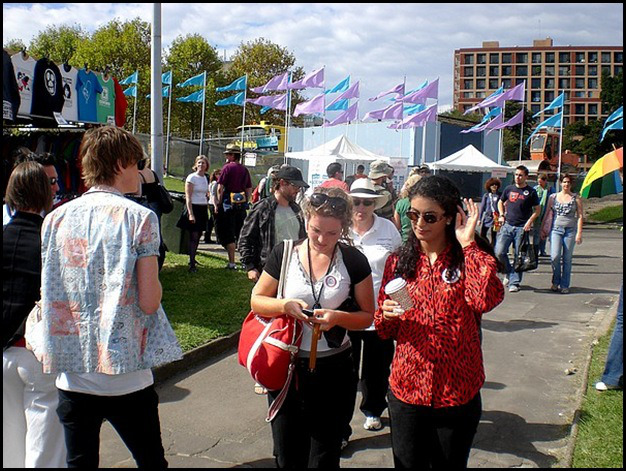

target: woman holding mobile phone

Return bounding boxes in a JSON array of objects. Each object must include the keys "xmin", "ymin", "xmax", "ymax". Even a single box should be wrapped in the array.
[{"xmin": 376, "ymin": 175, "xmax": 504, "ymax": 468}]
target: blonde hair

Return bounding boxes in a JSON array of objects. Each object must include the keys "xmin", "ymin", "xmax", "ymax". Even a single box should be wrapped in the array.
[
  {"xmin": 193, "ymin": 155, "xmax": 210, "ymax": 171},
  {"xmin": 302, "ymin": 187, "xmax": 353, "ymax": 243},
  {"xmin": 80, "ymin": 126, "xmax": 143, "ymax": 187},
  {"xmin": 400, "ymin": 174, "xmax": 422, "ymax": 198}
]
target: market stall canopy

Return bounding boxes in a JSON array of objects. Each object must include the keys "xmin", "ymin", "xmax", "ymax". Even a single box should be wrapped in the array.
[
  {"xmin": 430, "ymin": 145, "xmax": 514, "ymax": 173},
  {"xmin": 285, "ymin": 135, "xmax": 389, "ymax": 162}
]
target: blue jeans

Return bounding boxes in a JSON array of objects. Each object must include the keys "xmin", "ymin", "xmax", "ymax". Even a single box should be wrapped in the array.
[
  {"xmin": 602, "ymin": 282, "xmax": 623, "ymax": 387},
  {"xmin": 495, "ymin": 223, "xmax": 526, "ymax": 287},
  {"xmin": 550, "ymin": 226, "xmax": 577, "ymax": 289}
]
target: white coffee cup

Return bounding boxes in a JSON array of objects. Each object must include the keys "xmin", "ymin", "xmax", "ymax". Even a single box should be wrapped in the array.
[{"xmin": 384, "ymin": 278, "xmax": 414, "ymax": 311}]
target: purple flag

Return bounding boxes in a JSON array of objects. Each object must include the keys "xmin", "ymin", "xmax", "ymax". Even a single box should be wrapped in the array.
[
  {"xmin": 288, "ymin": 67, "xmax": 324, "ymax": 90},
  {"xmin": 363, "ymin": 102, "xmax": 404, "ymax": 121},
  {"xmin": 389, "ymin": 103, "xmax": 438, "ymax": 129},
  {"xmin": 324, "ymin": 102, "xmax": 359, "ymax": 127},
  {"xmin": 460, "ymin": 113, "xmax": 504, "ymax": 134},
  {"xmin": 293, "ymin": 93, "xmax": 325, "ymax": 117},
  {"xmin": 326, "ymin": 81, "xmax": 360, "ymax": 109},
  {"xmin": 369, "ymin": 83, "xmax": 404, "ymax": 102},
  {"xmin": 402, "ymin": 78, "xmax": 439, "ymax": 104},
  {"xmin": 487, "ymin": 109, "xmax": 524, "ymax": 135},
  {"xmin": 465, "ymin": 82, "xmax": 526, "ymax": 114},
  {"xmin": 251, "ymin": 72, "xmax": 289, "ymax": 93},
  {"xmin": 247, "ymin": 93, "xmax": 287, "ymax": 111}
]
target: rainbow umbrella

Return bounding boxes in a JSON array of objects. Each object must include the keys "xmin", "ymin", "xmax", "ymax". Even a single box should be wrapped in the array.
[{"xmin": 580, "ymin": 147, "xmax": 623, "ymax": 199}]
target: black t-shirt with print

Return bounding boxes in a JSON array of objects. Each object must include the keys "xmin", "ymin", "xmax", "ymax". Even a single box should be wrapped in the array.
[
  {"xmin": 500, "ymin": 184, "xmax": 540, "ymax": 227},
  {"xmin": 31, "ymin": 58, "xmax": 65, "ymax": 118}
]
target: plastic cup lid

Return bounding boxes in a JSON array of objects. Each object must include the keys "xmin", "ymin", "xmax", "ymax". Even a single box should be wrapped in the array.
[{"xmin": 385, "ymin": 278, "xmax": 407, "ymax": 295}]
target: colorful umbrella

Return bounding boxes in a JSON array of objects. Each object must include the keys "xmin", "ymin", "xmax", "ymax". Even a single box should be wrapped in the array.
[{"xmin": 580, "ymin": 147, "xmax": 623, "ymax": 199}]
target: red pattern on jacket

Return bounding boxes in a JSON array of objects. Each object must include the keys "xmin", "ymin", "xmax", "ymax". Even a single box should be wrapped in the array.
[{"xmin": 375, "ymin": 241, "xmax": 504, "ymax": 408}]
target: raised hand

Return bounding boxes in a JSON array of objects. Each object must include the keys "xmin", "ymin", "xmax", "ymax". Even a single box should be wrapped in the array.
[{"xmin": 455, "ymin": 198, "xmax": 479, "ymax": 248}]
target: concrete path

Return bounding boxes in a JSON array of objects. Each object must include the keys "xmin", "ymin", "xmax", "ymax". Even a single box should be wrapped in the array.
[{"xmin": 101, "ymin": 226, "xmax": 622, "ymax": 468}]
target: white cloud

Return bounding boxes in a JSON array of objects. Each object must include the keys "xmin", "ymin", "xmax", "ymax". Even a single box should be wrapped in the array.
[{"xmin": 3, "ymin": 2, "xmax": 623, "ymax": 110}]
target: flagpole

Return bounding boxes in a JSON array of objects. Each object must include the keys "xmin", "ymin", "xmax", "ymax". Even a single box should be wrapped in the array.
[
  {"xmin": 400, "ymin": 75, "xmax": 406, "ymax": 160},
  {"xmin": 556, "ymin": 92, "xmax": 564, "ymax": 191},
  {"xmin": 198, "ymin": 71, "xmax": 207, "ymax": 156},
  {"xmin": 165, "ymin": 72, "xmax": 173, "ymax": 175},
  {"xmin": 284, "ymin": 71, "xmax": 291, "ymax": 163},
  {"xmin": 499, "ymin": 101, "xmax": 506, "ymax": 166},
  {"xmin": 132, "ymin": 71, "xmax": 138, "ymax": 134},
  {"xmin": 517, "ymin": 80, "xmax": 526, "ymax": 164},
  {"xmin": 240, "ymin": 74, "xmax": 248, "ymax": 155}
]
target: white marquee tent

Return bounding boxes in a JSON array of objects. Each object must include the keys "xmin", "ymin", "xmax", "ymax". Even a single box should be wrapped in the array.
[
  {"xmin": 286, "ymin": 135, "xmax": 391, "ymax": 188},
  {"xmin": 430, "ymin": 144, "xmax": 514, "ymax": 173}
]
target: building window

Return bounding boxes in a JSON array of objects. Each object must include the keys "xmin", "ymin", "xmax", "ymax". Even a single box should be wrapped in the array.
[
  {"xmin": 545, "ymin": 91, "xmax": 555, "ymax": 102},
  {"xmin": 516, "ymin": 65, "xmax": 528, "ymax": 76},
  {"xmin": 516, "ymin": 52, "xmax": 528, "ymax": 64},
  {"xmin": 545, "ymin": 78, "xmax": 555, "ymax": 89},
  {"xmin": 531, "ymin": 78, "xmax": 541, "ymax": 89},
  {"xmin": 575, "ymin": 78, "xmax": 585, "ymax": 89},
  {"xmin": 516, "ymin": 78, "xmax": 525, "ymax": 86},
  {"xmin": 545, "ymin": 52, "xmax": 555, "ymax": 63},
  {"xmin": 489, "ymin": 79, "xmax": 499, "ymax": 89},
  {"xmin": 464, "ymin": 80, "xmax": 473, "ymax": 89},
  {"xmin": 531, "ymin": 91, "xmax": 541, "ymax": 102},
  {"xmin": 464, "ymin": 66, "xmax": 474, "ymax": 77},
  {"xmin": 476, "ymin": 66, "xmax": 486, "ymax": 77},
  {"xmin": 588, "ymin": 78, "xmax": 598, "ymax": 89},
  {"xmin": 575, "ymin": 65, "xmax": 585, "ymax": 76},
  {"xmin": 575, "ymin": 104, "xmax": 585, "ymax": 114},
  {"xmin": 476, "ymin": 79, "xmax": 486, "ymax": 90},
  {"xmin": 502, "ymin": 53, "xmax": 512, "ymax": 64},
  {"xmin": 489, "ymin": 66, "xmax": 499, "ymax": 76},
  {"xmin": 559, "ymin": 66, "xmax": 570, "ymax": 76},
  {"xmin": 559, "ymin": 52, "xmax": 571, "ymax": 63},
  {"xmin": 601, "ymin": 52, "xmax": 612, "ymax": 63},
  {"xmin": 588, "ymin": 104, "xmax": 598, "ymax": 115},
  {"xmin": 489, "ymin": 53, "xmax": 499, "ymax": 64},
  {"xmin": 559, "ymin": 78, "xmax": 570, "ymax": 89},
  {"xmin": 531, "ymin": 104, "xmax": 541, "ymax": 114},
  {"xmin": 588, "ymin": 65, "xmax": 598, "ymax": 76},
  {"xmin": 574, "ymin": 91, "xmax": 586, "ymax": 98},
  {"xmin": 463, "ymin": 92, "xmax": 474, "ymax": 98},
  {"xmin": 575, "ymin": 52, "xmax": 586, "ymax": 63},
  {"xmin": 464, "ymin": 55, "xmax": 474, "ymax": 65},
  {"xmin": 477, "ymin": 53, "xmax": 486, "ymax": 64},
  {"xmin": 532, "ymin": 66, "xmax": 542, "ymax": 76},
  {"xmin": 614, "ymin": 65, "xmax": 623, "ymax": 75},
  {"xmin": 532, "ymin": 52, "xmax": 542, "ymax": 64},
  {"xmin": 614, "ymin": 52, "xmax": 623, "ymax": 63},
  {"xmin": 502, "ymin": 79, "xmax": 512, "ymax": 88},
  {"xmin": 476, "ymin": 92, "xmax": 486, "ymax": 98},
  {"xmin": 545, "ymin": 65, "xmax": 555, "ymax": 77},
  {"xmin": 602, "ymin": 66, "xmax": 612, "ymax": 75},
  {"xmin": 502, "ymin": 65, "xmax": 512, "ymax": 76},
  {"xmin": 588, "ymin": 52, "xmax": 598, "ymax": 64}
]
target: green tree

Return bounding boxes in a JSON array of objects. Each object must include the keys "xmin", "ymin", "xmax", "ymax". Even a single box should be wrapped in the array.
[
  {"xmin": 601, "ymin": 71, "xmax": 624, "ymax": 114},
  {"xmin": 229, "ymin": 38, "xmax": 304, "ymax": 126},
  {"xmin": 502, "ymin": 103, "xmax": 537, "ymax": 162},
  {"xmin": 28, "ymin": 24, "xmax": 86, "ymax": 64},
  {"xmin": 164, "ymin": 34, "xmax": 224, "ymax": 140},
  {"xmin": 3, "ymin": 39, "xmax": 26, "ymax": 54}
]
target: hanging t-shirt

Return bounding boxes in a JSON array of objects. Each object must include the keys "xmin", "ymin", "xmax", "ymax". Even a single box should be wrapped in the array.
[
  {"xmin": 113, "ymin": 77, "xmax": 127, "ymax": 127},
  {"xmin": 60, "ymin": 63, "xmax": 79, "ymax": 122},
  {"xmin": 11, "ymin": 52, "xmax": 36, "ymax": 117},
  {"xmin": 31, "ymin": 57, "xmax": 65, "ymax": 118},
  {"xmin": 76, "ymin": 68, "xmax": 103, "ymax": 123},
  {"xmin": 3, "ymin": 49, "xmax": 20, "ymax": 120},
  {"xmin": 97, "ymin": 74, "xmax": 116, "ymax": 124}
]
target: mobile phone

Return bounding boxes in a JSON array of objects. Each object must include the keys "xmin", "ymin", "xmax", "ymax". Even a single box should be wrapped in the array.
[{"xmin": 301, "ymin": 309, "xmax": 315, "ymax": 317}]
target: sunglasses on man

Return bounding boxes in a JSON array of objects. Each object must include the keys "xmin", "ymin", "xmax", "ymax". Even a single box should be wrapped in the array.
[
  {"xmin": 309, "ymin": 193, "xmax": 348, "ymax": 213},
  {"xmin": 352, "ymin": 198, "xmax": 375, "ymax": 207}
]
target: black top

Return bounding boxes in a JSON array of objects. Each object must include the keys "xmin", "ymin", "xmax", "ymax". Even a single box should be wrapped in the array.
[
  {"xmin": 500, "ymin": 185, "xmax": 540, "ymax": 227},
  {"xmin": 3, "ymin": 49, "xmax": 20, "ymax": 120},
  {"xmin": 2, "ymin": 211, "xmax": 43, "ymax": 349},
  {"xmin": 31, "ymin": 57, "xmax": 65, "ymax": 118},
  {"xmin": 141, "ymin": 169, "xmax": 161, "ymax": 204}
]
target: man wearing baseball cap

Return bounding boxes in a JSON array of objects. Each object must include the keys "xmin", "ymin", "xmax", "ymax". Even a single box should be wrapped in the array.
[{"xmin": 238, "ymin": 165, "xmax": 309, "ymax": 283}]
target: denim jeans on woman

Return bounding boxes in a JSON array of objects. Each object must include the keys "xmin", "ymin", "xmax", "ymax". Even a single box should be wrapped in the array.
[
  {"xmin": 602, "ymin": 282, "xmax": 623, "ymax": 387},
  {"xmin": 494, "ymin": 223, "xmax": 526, "ymax": 288},
  {"xmin": 550, "ymin": 225, "xmax": 577, "ymax": 289}
]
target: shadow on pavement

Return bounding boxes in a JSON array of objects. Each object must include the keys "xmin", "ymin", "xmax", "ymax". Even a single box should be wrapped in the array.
[
  {"xmin": 232, "ymin": 458, "xmax": 276, "ymax": 468},
  {"xmin": 482, "ymin": 319, "xmax": 558, "ymax": 333},
  {"xmin": 474, "ymin": 410, "xmax": 568, "ymax": 468},
  {"xmin": 341, "ymin": 431, "xmax": 392, "ymax": 459}
]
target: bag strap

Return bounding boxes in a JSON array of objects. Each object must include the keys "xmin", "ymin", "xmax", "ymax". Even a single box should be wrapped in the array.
[{"xmin": 277, "ymin": 239, "xmax": 293, "ymax": 299}]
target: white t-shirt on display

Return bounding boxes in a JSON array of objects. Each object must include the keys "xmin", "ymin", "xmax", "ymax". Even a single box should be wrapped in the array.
[{"xmin": 11, "ymin": 52, "xmax": 36, "ymax": 117}]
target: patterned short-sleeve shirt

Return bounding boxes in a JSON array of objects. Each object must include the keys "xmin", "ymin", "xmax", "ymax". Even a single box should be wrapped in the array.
[{"xmin": 34, "ymin": 186, "xmax": 182, "ymax": 374}]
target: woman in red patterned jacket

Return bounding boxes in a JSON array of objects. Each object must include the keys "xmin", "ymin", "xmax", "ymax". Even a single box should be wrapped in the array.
[{"xmin": 375, "ymin": 175, "xmax": 504, "ymax": 468}]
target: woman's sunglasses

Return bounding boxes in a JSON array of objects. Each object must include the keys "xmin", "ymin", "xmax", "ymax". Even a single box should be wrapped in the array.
[
  {"xmin": 309, "ymin": 193, "xmax": 348, "ymax": 213},
  {"xmin": 352, "ymin": 198, "xmax": 375, "ymax": 207},
  {"xmin": 406, "ymin": 209, "xmax": 445, "ymax": 224}
]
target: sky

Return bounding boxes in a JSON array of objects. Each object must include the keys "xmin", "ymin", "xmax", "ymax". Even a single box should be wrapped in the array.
[{"xmin": 3, "ymin": 3, "xmax": 624, "ymax": 113}]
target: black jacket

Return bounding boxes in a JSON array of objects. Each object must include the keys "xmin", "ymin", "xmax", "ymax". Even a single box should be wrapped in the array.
[
  {"xmin": 3, "ymin": 211, "xmax": 43, "ymax": 349},
  {"xmin": 238, "ymin": 195, "xmax": 306, "ymax": 272}
]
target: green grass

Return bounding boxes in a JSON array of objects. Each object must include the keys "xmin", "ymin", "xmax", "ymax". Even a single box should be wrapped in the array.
[
  {"xmin": 588, "ymin": 204, "xmax": 623, "ymax": 223},
  {"xmin": 159, "ymin": 251, "xmax": 253, "ymax": 352},
  {"xmin": 163, "ymin": 176, "xmax": 186, "ymax": 193},
  {"xmin": 572, "ymin": 326, "xmax": 623, "ymax": 468}
]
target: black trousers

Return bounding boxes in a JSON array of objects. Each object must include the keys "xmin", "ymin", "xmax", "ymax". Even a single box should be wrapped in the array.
[
  {"xmin": 56, "ymin": 386, "xmax": 168, "ymax": 469},
  {"xmin": 388, "ymin": 391, "xmax": 482, "ymax": 469},
  {"xmin": 268, "ymin": 348, "xmax": 356, "ymax": 469}
]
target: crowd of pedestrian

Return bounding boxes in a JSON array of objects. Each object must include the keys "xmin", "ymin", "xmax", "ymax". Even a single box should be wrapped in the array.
[{"xmin": 2, "ymin": 127, "xmax": 620, "ymax": 469}]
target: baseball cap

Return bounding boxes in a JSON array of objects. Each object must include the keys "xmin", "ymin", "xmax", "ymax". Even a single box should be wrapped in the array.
[{"xmin": 275, "ymin": 165, "xmax": 309, "ymax": 188}]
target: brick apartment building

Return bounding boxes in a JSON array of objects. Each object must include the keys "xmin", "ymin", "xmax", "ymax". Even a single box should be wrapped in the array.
[{"xmin": 454, "ymin": 38, "xmax": 623, "ymax": 125}]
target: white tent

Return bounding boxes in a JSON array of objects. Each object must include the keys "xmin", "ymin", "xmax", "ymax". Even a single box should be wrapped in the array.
[
  {"xmin": 286, "ymin": 135, "xmax": 390, "ymax": 188},
  {"xmin": 430, "ymin": 144, "xmax": 514, "ymax": 173}
]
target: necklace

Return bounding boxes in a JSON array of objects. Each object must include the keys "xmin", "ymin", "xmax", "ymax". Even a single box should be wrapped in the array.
[{"xmin": 306, "ymin": 239, "xmax": 338, "ymax": 310}]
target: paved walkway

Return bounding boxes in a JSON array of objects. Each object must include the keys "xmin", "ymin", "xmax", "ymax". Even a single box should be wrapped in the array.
[{"xmin": 101, "ymin": 226, "xmax": 623, "ymax": 468}]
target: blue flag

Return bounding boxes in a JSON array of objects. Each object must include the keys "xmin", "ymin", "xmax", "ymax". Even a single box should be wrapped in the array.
[
  {"xmin": 216, "ymin": 75, "xmax": 247, "ymax": 93},
  {"xmin": 162, "ymin": 71, "xmax": 172, "ymax": 85},
  {"xmin": 326, "ymin": 99, "xmax": 349, "ymax": 111},
  {"xmin": 604, "ymin": 106, "xmax": 623, "ymax": 126},
  {"xmin": 177, "ymin": 89, "xmax": 205, "ymax": 103},
  {"xmin": 123, "ymin": 86, "xmax": 137, "ymax": 98},
  {"xmin": 120, "ymin": 71, "xmax": 138, "ymax": 85},
  {"xmin": 526, "ymin": 112, "xmax": 562, "ymax": 144},
  {"xmin": 177, "ymin": 72, "xmax": 205, "ymax": 88},
  {"xmin": 533, "ymin": 92, "xmax": 564, "ymax": 118},
  {"xmin": 404, "ymin": 103, "xmax": 425, "ymax": 115},
  {"xmin": 215, "ymin": 92, "xmax": 245, "ymax": 107},
  {"xmin": 325, "ymin": 76, "xmax": 350, "ymax": 95},
  {"xmin": 601, "ymin": 117, "xmax": 623, "ymax": 142},
  {"xmin": 147, "ymin": 86, "xmax": 170, "ymax": 99}
]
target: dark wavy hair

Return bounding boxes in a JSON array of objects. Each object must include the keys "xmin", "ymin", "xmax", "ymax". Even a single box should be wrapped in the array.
[{"xmin": 395, "ymin": 175, "xmax": 499, "ymax": 279}]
